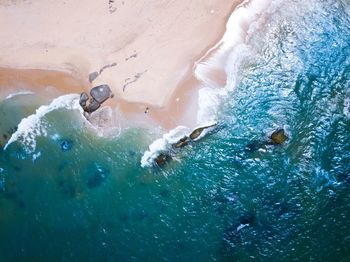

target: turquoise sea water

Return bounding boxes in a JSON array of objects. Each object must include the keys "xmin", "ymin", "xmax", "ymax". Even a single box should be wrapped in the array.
[{"xmin": 1, "ymin": 0, "xmax": 350, "ymax": 261}]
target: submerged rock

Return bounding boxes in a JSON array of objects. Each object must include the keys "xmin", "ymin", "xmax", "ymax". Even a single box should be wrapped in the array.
[
  {"xmin": 58, "ymin": 179, "xmax": 78, "ymax": 198},
  {"xmin": 270, "ymin": 128, "xmax": 288, "ymax": 145},
  {"xmin": 87, "ymin": 164, "xmax": 110, "ymax": 189},
  {"xmin": 60, "ymin": 139, "xmax": 73, "ymax": 151},
  {"xmin": 239, "ymin": 212, "xmax": 256, "ymax": 225},
  {"xmin": 90, "ymin": 84, "xmax": 114, "ymax": 104},
  {"xmin": 246, "ymin": 140, "xmax": 265, "ymax": 152},
  {"xmin": 0, "ymin": 176, "xmax": 5, "ymax": 191},
  {"xmin": 154, "ymin": 153, "xmax": 171, "ymax": 167}
]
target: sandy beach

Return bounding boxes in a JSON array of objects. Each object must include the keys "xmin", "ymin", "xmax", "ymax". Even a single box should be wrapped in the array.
[{"xmin": 0, "ymin": 0, "xmax": 241, "ymax": 129}]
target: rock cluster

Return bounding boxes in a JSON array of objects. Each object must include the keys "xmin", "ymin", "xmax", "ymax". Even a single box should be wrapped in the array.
[
  {"xmin": 79, "ymin": 85, "xmax": 114, "ymax": 114},
  {"xmin": 154, "ymin": 123, "xmax": 217, "ymax": 167}
]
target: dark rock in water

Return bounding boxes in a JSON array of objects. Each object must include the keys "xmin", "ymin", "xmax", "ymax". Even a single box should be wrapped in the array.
[
  {"xmin": 17, "ymin": 199, "xmax": 25, "ymax": 208},
  {"xmin": 173, "ymin": 136, "xmax": 190, "ymax": 149},
  {"xmin": 270, "ymin": 128, "xmax": 288, "ymax": 145},
  {"xmin": 60, "ymin": 139, "xmax": 73, "ymax": 151},
  {"xmin": 239, "ymin": 212, "xmax": 256, "ymax": 225},
  {"xmin": 0, "ymin": 177, "xmax": 5, "ymax": 191},
  {"xmin": 85, "ymin": 99, "xmax": 101, "ymax": 113},
  {"xmin": 3, "ymin": 134, "xmax": 7, "ymax": 140},
  {"xmin": 88, "ymin": 173, "xmax": 105, "ymax": 189},
  {"xmin": 90, "ymin": 84, "xmax": 114, "ymax": 104},
  {"xmin": 246, "ymin": 128, "xmax": 288, "ymax": 152},
  {"xmin": 89, "ymin": 71, "xmax": 99, "ymax": 83},
  {"xmin": 160, "ymin": 189, "xmax": 171, "ymax": 198},
  {"xmin": 79, "ymin": 92, "xmax": 89, "ymax": 107},
  {"xmin": 155, "ymin": 153, "xmax": 171, "ymax": 167},
  {"xmin": 119, "ymin": 213, "xmax": 129, "ymax": 222},
  {"xmin": 246, "ymin": 140, "xmax": 264, "ymax": 152},
  {"xmin": 58, "ymin": 179, "xmax": 78, "ymax": 198},
  {"xmin": 223, "ymin": 211, "xmax": 256, "ymax": 248},
  {"xmin": 189, "ymin": 123, "xmax": 217, "ymax": 140},
  {"xmin": 87, "ymin": 164, "xmax": 110, "ymax": 189},
  {"xmin": 2, "ymin": 191, "xmax": 18, "ymax": 200}
]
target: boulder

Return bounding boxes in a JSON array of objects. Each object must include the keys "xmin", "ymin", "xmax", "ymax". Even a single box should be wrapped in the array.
[
  {"xmin": 173, "ymin": 136, "xmax": 190, "ymax": 149},
  {"xmin": 79, "ymin": 92, "xmax": 89, "ymax": 107},
  {"xmin": 85, "ymin": 99, "xmax": 101, "ymax": 113},
  {"xmin": 155, "ymin": 153, "xmax": 171, "ymax": 167},
  {"xmin": 89, "ymin": 71, "xmax": 99, "ymax": 83},
  {"xmin": 189, "ymin": 123, "xmax": 217, "ymax": 140},
  {"xmin": 90, "ymin": 84, "xmax": 114, "ymax": 104},
  {"xmin": 270, "ymin": 128, "xmax": 288, "ymax": 145}
]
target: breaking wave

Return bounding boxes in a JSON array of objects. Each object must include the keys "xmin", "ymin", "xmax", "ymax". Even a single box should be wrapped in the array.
[
  {"xmin": 141, "ymin": 0, "xmax": 276, "ymax": 167},
  {"xmin": 4, "ymin": 94, "xmax": 83, "ymax": 153}
]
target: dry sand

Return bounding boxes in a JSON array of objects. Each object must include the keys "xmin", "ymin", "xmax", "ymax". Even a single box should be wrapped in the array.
[{"xmin": 0, "ymin": 0, "xmax": 241, "ymax": 129}]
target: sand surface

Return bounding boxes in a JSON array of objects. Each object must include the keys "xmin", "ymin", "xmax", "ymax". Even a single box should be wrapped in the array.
[{"xmin": 0, "ymin": 0, "xmax": 240, "ymax": 128}]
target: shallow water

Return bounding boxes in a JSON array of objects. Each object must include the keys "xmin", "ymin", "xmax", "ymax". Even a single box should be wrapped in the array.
[{"xmin": 1, "ymin": 0, "xmax": 350, "ymax": 261}]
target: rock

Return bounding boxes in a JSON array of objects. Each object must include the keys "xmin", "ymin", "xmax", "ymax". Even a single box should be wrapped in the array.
[
  {"xmin": 60, "ymin": 139, "xmax": 73, "ymax": 151},
  {"xmin": 155, "ymin": 153, "xmax": 171, "ymax": 167},
  {"xmin": 173, "ymin": 136, "xmax": 190, "ymax": 149},
  {"xmin": 90, "ymin": 84, "xmax": 114, "ymax": 104},
  {"xmin": 89, "ymin": 71, "xmax": 99, "ymax": 83},
  {"xmin": 58, "ymin": 179, "xmax": 78, "ymax": 198},
  {"xmin": 87, "ymin": 163, "xmax": 110, "ymax": 189},
  {"xmin": 85, "ymin": 99, "xmax": 101, "ymax": 113},
  {"xmin": 160, "ymin": 189, "xmax": 171, "ymax": 198},
  {"xmin": 270, "ymin": 128, "xmax": 288, "ymax": 145},
  {"xmin": 79, "ymin": 92, "xmax": 89, "ymax": 107},
  {"xmin": 239, "ymin": 212, "xmax": 256, "ymax": 225},
  {"xmin": 189, "ymin": 123, "xmax": 217, "ymax": 140},
  {"xmin": 0, "ymin": 176, "xmax": 5, "ymax": 191}
]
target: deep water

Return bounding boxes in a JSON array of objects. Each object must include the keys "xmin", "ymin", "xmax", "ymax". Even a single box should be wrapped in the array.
[{"xmin": 1, "ymin": 0, "xmax": 350, "ymax": 261}]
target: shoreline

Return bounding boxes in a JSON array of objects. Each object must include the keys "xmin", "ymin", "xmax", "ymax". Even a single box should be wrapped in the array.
[{"xmin": 0, "ymin": 0, "xmax": 242, "ymax": 130}]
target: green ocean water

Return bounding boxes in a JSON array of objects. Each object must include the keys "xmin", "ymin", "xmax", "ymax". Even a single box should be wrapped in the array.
[{"xmin": 1, "ymin": 0, "xmax": 350, "ymax": 261}]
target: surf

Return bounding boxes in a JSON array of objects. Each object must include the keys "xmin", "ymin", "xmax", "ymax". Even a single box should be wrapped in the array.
[
  {"xmin": 4, "ymin": 94, "xmax": 83, "ymax": 153},
  {"xmin": 141, "ymin": 0, "xmax": 277, "ymax": 167}
]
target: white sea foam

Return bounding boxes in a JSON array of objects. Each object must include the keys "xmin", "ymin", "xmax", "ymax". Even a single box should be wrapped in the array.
[
  {"xmin": 4, "ymin": 91, "xmax": 34, "ymax": 100},
  {"xmin": 141, "ymin": 126, "xmax": 190, "ymax": 167},
  {"xmin": 344, "ymin": 98, "xmax": 350, "ymax": 118},
  {"xmin": 195, "ymin": 0, "xmax": 273, "ymax": 124},
  {"xmin": 141, "ymin": 0, "xmax": 274, "ymax": 168},
  {"xmin": 141, "ymin": 122, "xmax": 217, "ymax": 167},
  {"xmin": 4, "ymin": 94, "xmax": 83, "ymax": 153}
]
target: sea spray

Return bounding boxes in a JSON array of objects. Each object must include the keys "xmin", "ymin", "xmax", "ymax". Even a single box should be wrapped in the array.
[
  {"xmin": 4, "ymin": 94, "xmax": 83, "ymax": 153},
  {"xmin": 195, "ymin": 0, "xmax": 275, "ymax": 124},
  {"xmin": 141, "ymin": 123, "xmax": 218, "ymax": 167},
  {"xmin": 141, "ymin": 0, "xmax": 276, "ymax": 168},
  {"xmin": 141, "ymin": 126, "xmax": 190, "ymax": 167}
]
